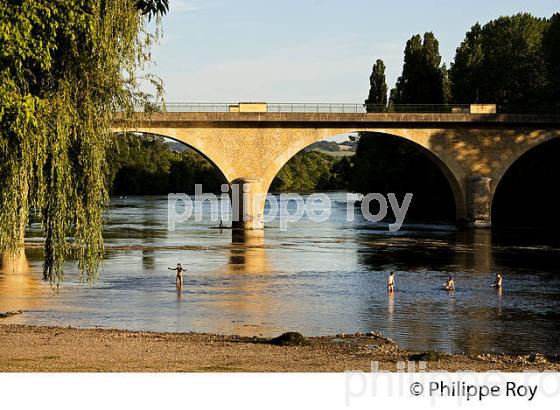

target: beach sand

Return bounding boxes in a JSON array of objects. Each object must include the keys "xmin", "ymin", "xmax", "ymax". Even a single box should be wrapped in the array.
[{"xmin": 1, "ymin": 324, "xmax": 558, "ymax": 372}]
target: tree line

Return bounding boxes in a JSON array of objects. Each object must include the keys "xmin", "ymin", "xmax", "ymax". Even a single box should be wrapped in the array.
[
  {"xmin": 365, "ymin": 13, "xmax": 560, "ymax": 108},
  {"xmin": 358, "ymin": 12, "xmax": 560, "ymax": 225}
]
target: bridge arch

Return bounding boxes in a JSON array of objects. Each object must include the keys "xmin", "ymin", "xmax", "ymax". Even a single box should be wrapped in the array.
[
  {"xmin": 112, "ymin": 130, "xmax": 230, "ymax": 186},
  {"xmin": 261, "ymin": 130, "xmax": 467, "ymax": 223},
  {"xmin": 489, "ymin": 130, "xmax": 560, "ymax": 194},
  {"xmin": 491, "ymin": 134, "xmax": 560, "ymax": 228},
  {"xmin": 111, "ymin": 127, "xmax": 237, "ymax": 183}
]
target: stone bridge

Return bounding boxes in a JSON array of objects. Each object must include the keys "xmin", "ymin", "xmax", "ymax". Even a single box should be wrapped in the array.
[{"xmin": 112, "ymin": 108, "xmax": 560, "ymax": 230}]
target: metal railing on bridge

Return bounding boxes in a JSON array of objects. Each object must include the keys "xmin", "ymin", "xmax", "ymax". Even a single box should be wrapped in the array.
[
  {"xmin": 268, "ymin": 103, "xmax": 474, "ymax": 113},
  {"xmin": 136, "ymin": 102, "xmax": 560, "ymax": 115},
  {"xmin": 142, "ymin": 102, "xmax": 472, "ymax": 113}
]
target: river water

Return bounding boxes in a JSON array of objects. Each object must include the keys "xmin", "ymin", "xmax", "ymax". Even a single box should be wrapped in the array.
[{"xmin": 1, "ymin": 192, "xmax": 560, "ymax": 355}]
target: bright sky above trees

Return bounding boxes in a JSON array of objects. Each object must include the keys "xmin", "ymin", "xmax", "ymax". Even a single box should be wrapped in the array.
[{"xmin": 148, "ymin": 0, "xmax": 559, "ymax": 102}]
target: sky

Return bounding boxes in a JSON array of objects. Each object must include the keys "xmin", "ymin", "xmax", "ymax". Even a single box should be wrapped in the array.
[{"xmin": 146, "ymin": 0, "xmax": 559, "ymax": 103}]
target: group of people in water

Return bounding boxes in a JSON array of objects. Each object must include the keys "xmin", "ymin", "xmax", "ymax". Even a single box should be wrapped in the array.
[
  {"xmin": 170, "ymin": 262, "xmax": 504, "ymax": 294},
  {"xmin": 387, "ymin": 271, "xmax": 503, "ymax": 293}
]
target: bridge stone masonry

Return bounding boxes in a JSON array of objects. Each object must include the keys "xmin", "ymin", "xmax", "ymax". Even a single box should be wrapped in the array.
[{"xmin": 112, "ymin": 103, "xmax": 560, "ymax": 230}]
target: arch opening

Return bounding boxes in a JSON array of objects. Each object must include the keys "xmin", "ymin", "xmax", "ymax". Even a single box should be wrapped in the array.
[
  {"xmin": 351, "ymin": 132, "xmax": 458, "ymax": 224},
  {"xmin": 109, "ymin": 131, "xmax": 228, "ymax": 196},
  {"xmin": 269, "ymin": 133, "xmax": 354, "ymax": 193},
  {"xmin": 492, "ymin": 137, "xmax": 560, "ymax": 230},
  {"xmin": 267, "ymin": 131, "xmax": 461, "ymax": 225}
]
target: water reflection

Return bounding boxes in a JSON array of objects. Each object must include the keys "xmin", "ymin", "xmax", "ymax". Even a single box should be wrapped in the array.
[
  {"xmin": 229, "ymin": 230, "xmax": 269, "ymax": 274},
  {"xmin": 1, "ymin": 248, "xmax": 30, "ymax": 274},
  {"xmin": 210, "ymin": 229, "xmax": 276, "ymax": 336},
  {"xmin": 142, "ymin": 250, "xmax": 156, "ymax": 270},
  {"xmin": 358, "ymin": 227, "xmax": 495, "ymax": 274},
  {"xmin": 387, "ymin": 292, "xmax": 395, "ymax": 334},
  {"xmin": 495, "ymin": 286, "xmax": 503, "ymax": 300},
  {"xmin": 0, "ymin": 249, "xmax": 43, "ymax": 315},
  {"xmin": 454, "ymin": 229, "xmax": 494, "ymax": 273}
]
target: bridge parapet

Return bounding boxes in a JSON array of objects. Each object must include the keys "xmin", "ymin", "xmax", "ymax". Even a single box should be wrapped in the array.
[
  {"xmin": 116, "ymin": 111, "xmax": 560, "ymax": 127},
  {"xmin": 136, "ymin": 102, "xmax": 560, "ymax": 115}
]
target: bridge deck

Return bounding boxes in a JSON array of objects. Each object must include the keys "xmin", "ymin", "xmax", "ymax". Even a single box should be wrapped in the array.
[{"xmin": 117, "ymin": 112, "xmax": 560, "ymax": 128}]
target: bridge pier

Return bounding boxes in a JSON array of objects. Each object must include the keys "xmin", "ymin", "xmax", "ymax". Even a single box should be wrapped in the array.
[
  {"xmin": 465, "ymin": 174, "xmax": 492, "ymax": 229},
  {"xmin": 230, "ymin": 177, "xmax": 266, "ymax": 230}
]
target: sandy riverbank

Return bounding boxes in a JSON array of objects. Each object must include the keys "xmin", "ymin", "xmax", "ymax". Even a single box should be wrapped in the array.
[{"xmin": 1, "ymin": 324, "xmax": 558, "ymax": 372}]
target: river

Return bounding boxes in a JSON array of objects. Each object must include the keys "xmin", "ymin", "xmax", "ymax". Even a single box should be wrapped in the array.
[{"xmin": 1, "ymin": 192, "xmax": 560, "ymax": 355}]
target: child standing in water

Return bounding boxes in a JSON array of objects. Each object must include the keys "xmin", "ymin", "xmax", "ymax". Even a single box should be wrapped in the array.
[
  {"xmin": 169, "ymin": 263, "xmax": 186, "ymax": 288},
  {"xmin": 387, "ymin": 271, "xmax": 395, "ymax": 293}
]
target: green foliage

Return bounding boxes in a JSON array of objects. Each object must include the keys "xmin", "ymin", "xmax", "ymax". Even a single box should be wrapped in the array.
[
  {"xmin": 0, "ymin": 0, "xmax": 165, "ymax": 283},
  {"xmin": 441, "ymin": 64, "xmax": 452, "ymax": 105},
  {"xmin": 450, "ymin": 13, "xmax": 550, "ymax": 105},
  {"xmin": 377, "ymin": 12, "xmax": 559, "ymax": 107},
  {"xmin": 270, "ymin": 151, "xmax": 350, "ymax": 192},
  {"xmin": 543, "ymin": 14, "xmax": 560, "ymax": 107},
  {"xmin": 365, "ymin": 59, "xmax": 388, "ymax": 109},
  {"xmin": 449, "ymin": 23, "xmax": 484, "ymax": 103},
  {"xmin": 107, "ymin": 134, "xmax": 225, "ymax": 195},
  {"xmin": 390, "ymin": 33, "xmax": 447, "ymax": 104},
  {"xmin": 136, "ymin": 0, "xmax": 169, "ymax": 20}
]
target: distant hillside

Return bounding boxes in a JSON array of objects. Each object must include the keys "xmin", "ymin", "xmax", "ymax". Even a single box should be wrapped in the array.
[
  {"xmin": 305, "ymin": 140, "xmax": 356, "ymax": 156},
  {"xmin": 165, "ymin": 141, "xmax": 190, "ymax": 152}
]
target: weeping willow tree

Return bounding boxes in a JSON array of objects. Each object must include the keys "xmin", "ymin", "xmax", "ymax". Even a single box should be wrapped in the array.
[{"xmin": 0, "ymin": 0, "xmax": 168, "ymax": 283}]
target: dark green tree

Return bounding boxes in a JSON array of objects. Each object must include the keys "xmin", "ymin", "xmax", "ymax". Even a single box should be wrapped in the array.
[
  {"xmin": 365, "ymin": 59, "xmax": 388, "ymax": 111},
  {"xmin": 390, "ymin": 32, "xmax": 446, "ymax": 105},
  {"xmin": 330, "ymin": 156, "xmax": 352, "ymax": 189},
  {"xmin": 136, "ymin": 0, "xmax": 169, "ymax": 19},
  {"xmin": 270, "ymin": 151, "xmax": 350, "ymax": 192},
  {"xmin": 450, "ymin": 14, "xmax": 549, "ymax": 105},
  {"xmin": 449, "ymin": 23, "xmax": 484, "ymax": 103},
  {"xmin": 543, "ymin": 13, "xmax": 560, "ymax": 107}
]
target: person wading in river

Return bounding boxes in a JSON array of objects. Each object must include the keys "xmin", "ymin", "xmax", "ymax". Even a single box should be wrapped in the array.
[
  {"xmin": 492, "ymin": 272, "xmax": 503, "ymax": 289},
  {"xmin": 169, "ymin": 263, "xmax": 186, "ymax": 288},
  {"xmin": 387, "ymin": 271, "xmax": 395, "ymax": 293},
  {"xmin": 444, "ymin": 276, "xmax": 455, "ymax": 291}
]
